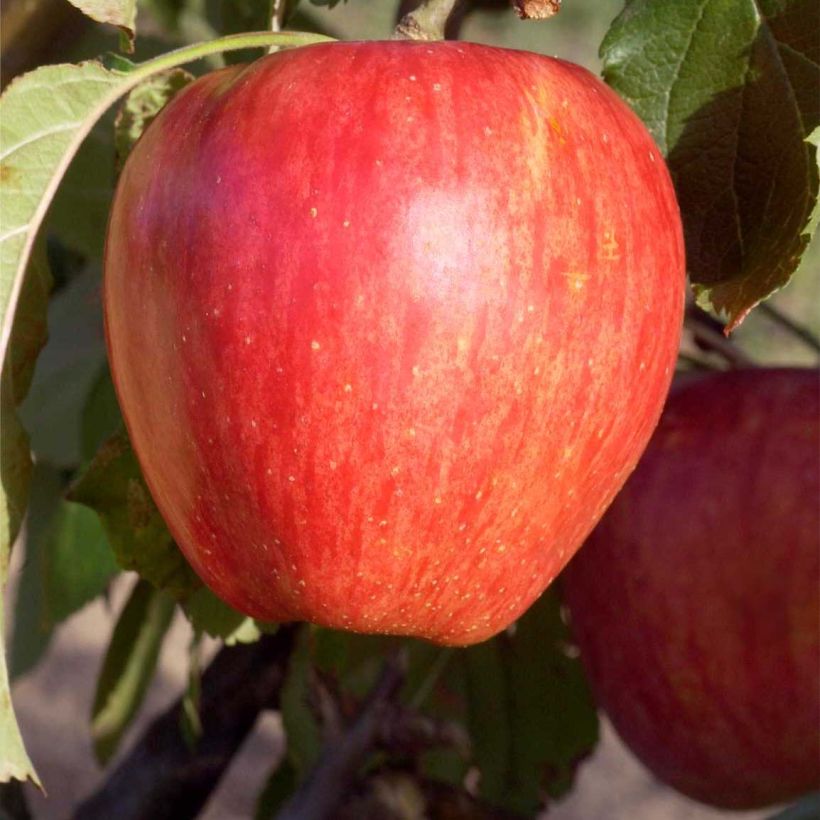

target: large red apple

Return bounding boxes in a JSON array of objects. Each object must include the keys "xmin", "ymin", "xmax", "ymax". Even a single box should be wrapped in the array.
[
  {"xmin": 104, "ymin": 41, "xmax": 684, "ymax": 645},
  {"xmin": 562, "ymin": 368, "xmax": 820, "ymax": 808}
]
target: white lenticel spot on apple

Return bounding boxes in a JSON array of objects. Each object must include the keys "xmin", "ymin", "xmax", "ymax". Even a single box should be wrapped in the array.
[
  {"xmin": 309, "ymin": 207, "xmax": 318, "ymax": 218},
  {"xmin": 311, "ymin": 340, "xmax": 321, "ymax": 351},
  {"xmin": 409, "ymin": 75, "xmax": 416, "ymax": 81},
  {"xmin": 343, "ymin": 220, "xmax": 350, "ymax": 228},
  {"xmin": 483, "ymin": 126, "xmax": 492, "ymax": 136},
  {"xmin": 288, "ymin": 475, "xmax": 296, "ymax": 482}
]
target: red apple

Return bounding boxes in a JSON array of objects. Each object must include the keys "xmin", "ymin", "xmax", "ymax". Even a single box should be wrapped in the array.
[
  {"xmin": 104, "ymin": 41, "xmax": 684, "ymax": 645},
  {"xmin": 562, "ymin": 368, "xmax": 820, "ymax": 808}
]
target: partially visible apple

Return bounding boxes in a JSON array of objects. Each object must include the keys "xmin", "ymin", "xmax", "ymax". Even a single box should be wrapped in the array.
[
  {"xmin": 104, "ymin": 40, "xmax": 684, "ymax": 645},
  {"xmin": 562, "ymin": 368, "xmax": 820, "ymax": 808}
]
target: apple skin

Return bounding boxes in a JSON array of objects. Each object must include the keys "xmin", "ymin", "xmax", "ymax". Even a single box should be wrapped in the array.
[
  {"xmin": 562, "ymin": 368, "xmax": 820, "ymax": 808},
  {"xmin": 104, "ymin": 41, "xmax": 684, "ymax": 645}
]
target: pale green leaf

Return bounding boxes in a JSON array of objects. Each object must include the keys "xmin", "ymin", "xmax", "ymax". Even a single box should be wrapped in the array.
[
  {"xmin": 0, "ymin": 606, "xmax": 39, "ymax": 786},
  {"xmin": 92, "ymin": 577, "xmax": 176, "ymax": 763}
]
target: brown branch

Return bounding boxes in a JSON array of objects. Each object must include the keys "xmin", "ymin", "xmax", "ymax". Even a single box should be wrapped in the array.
[
  {"xmin": 72, "ymin": 625, "xmax": 298, "ymax": 820},
  {"xmin": 275, "ymin": 652, "xmax": 407, "ymax": 820},
  {"xmin": 393, "ymin": 0, "xmax": 466, "ymax": 41}
]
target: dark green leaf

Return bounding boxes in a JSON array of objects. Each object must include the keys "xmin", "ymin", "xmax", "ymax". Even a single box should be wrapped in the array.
[
  {"xmin": 462, "ymin": 589, "xmax": 599, "ymax": 813},
  {"xmin": 66, "ymin": 0, "xmax": 136, "ymax": 51},
  {"xmin": 47, "ymin": 117, "xmax": 115, "ymax": 262},
  {"xmin": 312, "ymin": 627, "xmax": 395, "ymax": 699},
  {"xmin": 20, "ymin": 270, "xmax": 107, "ymax": 468},
  {"xmin": 69, "ymin": 429, "xmax": 201, "ymax": 597},
  {"xmin": 11, "ymin": 465, "xmax": 118, "ymax": 679},
  {"xmin": 219, "ymin": 0, "xmax": 276, "ymax": 65},
  {"xmin": 255, "ymin": 759, "xmax": 299, "ymax": 820},
  {"xmin": 92, "ymin": 577, "xmax": 176, "ymax": 763},
  {"xmin": 281, "ymin": 626, "xmax": 322, "ymax": 780},
  {"xmin": 602, "ymin": 0, "xmax": 820, "ymax": 330},
  {"xmin": 114, "ymin": 69, "xmax": 193, "ymax": 171},
  {"xmin": 81, "ymin": 365, "xmax": 123, "ymax": 461},
  {"xmin": 182, "ymin": 585, "xmax": 274, "ymax": 643}
]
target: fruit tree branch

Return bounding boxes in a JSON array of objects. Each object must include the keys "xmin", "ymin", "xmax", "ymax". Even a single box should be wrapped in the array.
[
  {"xmin": 275, "ymin": 653, "xmax": 407, "ymax": 820},
  {"xmin": 393, "ymin": 0, "xmax": 464, "ymax": 41},
  {"xmin": 72, "ymin": 625, "xmax": 298, "ymax": 820}
]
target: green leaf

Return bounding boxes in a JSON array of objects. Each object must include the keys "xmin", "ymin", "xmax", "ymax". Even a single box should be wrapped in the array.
[
  {"xmin": 462, "ymin": 589, "xmax": 599, "ymax": 814},
  {"xmin": 182, "ymin": 585, "xmax": 273, "ymax": 644},
  {"xmin": 81, "ymin": 365, "xmax": 123, "ymax": 461},
  {"xmin": 69, "ymin": 429, "xmax": 201, "ymax": 597},
  {"xmin": 10, "ymin": 465, "xmax": 119, "ymax": 679},
  {"xmin": 0, "ymin": 62, "xmax": 125, "ymax": 373},
  {"xmin": 114, "ymin": 68, "xmax": 193, "ymax": 170},
  {"xmin": 47, "ymin": 116, "xmax": 116, "ymax": 262},
  {"xmin": 0, "ymin": 606, "xmax": 40, "ymax": 787},
  {"xmin": 281, "ymin": 626, "xmax": 322, "ymax": 780},
  {"xmin": 1, "ymin": 242, "xmax": 50, "ymax": 550},
  {"xmin": 20, "ymin": 270, "xmax": 107, "ymax": 468},
  {"xmin": 255, "ymin": 759, "xmax": 299, "ymax": 820},
  {"xmin": 180, "ymin": 631, "xmax": 203, "ymax": 748},
  {"xmin": 91, "ymin": 577, "xmax": 176, "ymax": 763},
  {"xmin": 602, "ymin": 0, "xmax": 820, "ymax": 331},
  {"xmin": 0, "ymin": 245, "xmax": 50, "ymax": 788},
  {"xmin": 312, "ymin": 628, "xmax": 395, "ymax": 699},
  {"xmin": 66, "ymin": 0, "xmax": 137, "ymax": 52}
]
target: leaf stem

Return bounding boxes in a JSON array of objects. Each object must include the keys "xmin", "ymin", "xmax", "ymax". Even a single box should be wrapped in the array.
[
  {"xmin": 128, "ymin": 31, "xmax": 334, "ymax": 84},
  {"xmin": 393, "ymin": 0, "xmax": 464, "ymax": 41}
]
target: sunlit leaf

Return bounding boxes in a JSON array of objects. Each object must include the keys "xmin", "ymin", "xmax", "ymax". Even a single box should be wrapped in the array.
[{"xmin": 602, "ymin": 0, "xmax": 820, "ymax": 330}]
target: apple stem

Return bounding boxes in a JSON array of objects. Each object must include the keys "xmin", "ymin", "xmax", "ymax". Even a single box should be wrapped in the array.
[{"xmin": 393, "ymin": 0, "xmax": 464, "ymax": 41}]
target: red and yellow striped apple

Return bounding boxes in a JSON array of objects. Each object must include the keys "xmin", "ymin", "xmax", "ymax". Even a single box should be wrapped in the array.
[
  {"xmin": 104, "ymin": 41, "xmax": 684, "ymax": 645},
  {"xmin": 563, "ymin": 368, "xmax": 820, "ymax": 808}
]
